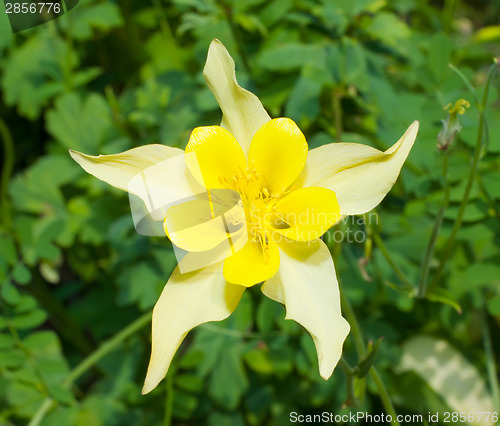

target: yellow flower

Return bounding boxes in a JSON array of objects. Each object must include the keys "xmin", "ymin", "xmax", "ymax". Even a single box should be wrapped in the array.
[{"xmin": 70, "ymin": 40, "xmax": 419, "ymax": 394}]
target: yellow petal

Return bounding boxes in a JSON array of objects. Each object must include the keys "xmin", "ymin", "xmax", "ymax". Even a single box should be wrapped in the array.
[
  {"xmin": 248, "ymin": 118, "xmax": 308, "ymax": 195},
  {"xmin": 164, "ymin": 189, "xmax": 246, "ymax": 252},
  {"xmin": 203, "ymin": 39, "xmax": 271, "ymax": 156},
  {"xmin": 295, "ymin": 121, "xmax": 419, "ymax": 215},
  {"xmin": 142, "ymin": 263, "xmax": 245, "ymax": 394},
  {"xmin": 223, "ymin": 241, "xmax": 280, "ymax": 287},
  {"xmin": 261, "ymin": 239, "xmax": 350, "ymax": 380},
  {"xmin": 272, "ymin": 187, "xmax": 341, "ymax": 241},
  {"xmin": 176, "ymin": 229, "xmax": 247, "ymax": 274},
  {"xmin": 70, "ymin": 145, "xmax": 202, "ymax": 220},
  {"xmin": 185, "ymin": 126, "xmax": 247, "ymax": 190},
  {"xmin": 164, "ymin": 200, "xmax": 228, "ymax": 252}
]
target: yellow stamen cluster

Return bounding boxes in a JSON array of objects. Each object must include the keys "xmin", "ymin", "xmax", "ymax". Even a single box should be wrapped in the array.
[{"xmin": 219, "ymin": 161, "xmax": 285, "ymax": 260}]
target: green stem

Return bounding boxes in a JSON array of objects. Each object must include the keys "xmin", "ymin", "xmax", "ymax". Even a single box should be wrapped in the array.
[
  {"xmin": 330, "ymin": 221, "xmax": 346, "ymax": 261},
  {"xmin": 476, "ymin": 174, "xmax": 500, "ymax": 220},
  {"xmin": 64, "ymin": 311, "xmax": 152, "ymax": 386},
  {"xmin": 481, "ymin": 305, "xmax": 500, "ymax": 411},
  {"xmin": 163, "ymin": 370, "xmax": 174, "ymax": 426},
  {"xmin": 417, "ymin": 155, "xmax": 450, "ymax": 297},
  {"xmin": 443, "ymin": 0, "xmax": 459, "ymax": 33},
  {"xmin": 448, "ymin": 63, "xmax": 479, "ymax": 105},
  {"xmin": 372, "ymin": 233, "xmax": 414, "ymax": 290},
  {"xmin": 340, "ymin": 291, "xmax": 366, "ymax": 357},
  {"xmin": 0, "ymin": 117, "xmax": 14, "ymax": 228},
  {"xmin": 151, "ymin": 0, "xmax": 183, "ymax": 70},
  {"xmin": 333, "ymin": 88, "xmax": 344, "ymax": 142},
  {"xmin": 222, "ymin": 3, "xmax": 251, "ymax": 75},
  {"xmin": 338, "ymin": 357, "xmax": 359, "ymax": 408},
  {"xmin": 340, "ymin": 289, "xmax": 399, "ymax": 424},
  {"xmin": 28, "ymin": 311, "xmax": 152, "ymax": 426},
  {"xmin": 369, "ymin": 368, "xmax": 399, "ymax": 421},
  {"xmin": 29, "ymin": 272, "xmax": 94, "ymax": 355},
  {"xmin": 428, "ymin": 63, "xmax": 498, "ymax": 292}
]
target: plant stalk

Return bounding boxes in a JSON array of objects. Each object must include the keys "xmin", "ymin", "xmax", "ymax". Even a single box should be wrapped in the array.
[
  {"xmin": 0, "ymin": 117, "xmax": 14, "ymax": 228},
  {"xmin": 372, "ymin": 233, "xmax": 414, "ymax": 290},
  {"xmin": 340, "ymin": 290, "xmax": 400, "ymax": 423},
  {"xmin": 428, "ymin": 63, "xmax": 498, "ymax": 292},
  {"xmin": 28, "ymin": 311, "xmax": 152, "ymax": 426},
  {"xmin": 418, "ymin": 155, "xmax": 450, "ymax": 297}
]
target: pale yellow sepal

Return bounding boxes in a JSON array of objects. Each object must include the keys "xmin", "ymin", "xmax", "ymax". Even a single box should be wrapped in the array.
[
  {"xmin": 69, "ymin": 145, "xmax": 201, "ymax": 217},
  {"xmin": 296, "ymin": 121, "xmax": 419, "ymax": 215},
  {"xmin": 203, "ymin": 39, "xmax": 271, "ymax": 156},
  {"xmin": 142, "ymin": 263, "xmax": 245, "ymax": 394},
  {"xmin": 262, "ymin": 239, "xmax": 350, "ymax": 380}
]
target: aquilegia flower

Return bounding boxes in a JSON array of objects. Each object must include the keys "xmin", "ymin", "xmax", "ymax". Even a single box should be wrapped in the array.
[{"xmin": 70, "ymin": 40, "xmax": 419, "ymax": 394}]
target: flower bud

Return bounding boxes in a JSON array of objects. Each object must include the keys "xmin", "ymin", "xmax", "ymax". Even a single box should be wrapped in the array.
[{"xmin": 437, "ymin": 99, "xmax": 470, "ymax": 151}]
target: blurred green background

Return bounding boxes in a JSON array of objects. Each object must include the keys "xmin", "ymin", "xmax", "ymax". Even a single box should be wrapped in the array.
[{"xmin": 0, "ymin": 0, "xmax": 499, "ymax": 425}]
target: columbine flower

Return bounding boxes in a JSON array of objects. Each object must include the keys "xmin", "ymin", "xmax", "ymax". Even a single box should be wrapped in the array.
[{"xmin": 70, "ymin": 40, "xmax": 419, "ymax": 394}]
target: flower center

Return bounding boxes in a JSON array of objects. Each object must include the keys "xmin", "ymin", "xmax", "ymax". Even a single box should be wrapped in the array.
[{"xmin": 219, "ymin": 162, "xmax": 285, "ymax": 257}]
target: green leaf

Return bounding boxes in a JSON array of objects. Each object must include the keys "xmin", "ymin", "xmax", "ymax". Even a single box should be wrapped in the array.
[
  {"xmin": 209, "ymin": 345, "xmax": 248, "ymax": 410},
  {"xmin": 428, "ymin": 33, "xmax": 452, "ymax": 83},
  {"xmin": 12, "ymin": 263, "xmax": 31, "ymax": 285},
  {"xmin": 330, "ymin": 37, "xmax": 368, "ymax": 88},
  {"xmin": 46, "ymin": 92, "xmax": 112, "ymax": 152},
  {"xmin": 269, "ymin": 345, "xmax": 293, "ymax": 377},
  {"xmin": 473, "ymin": 25, "xmax": 500, "ymax": 43},
  {"xmin": 486, "ymin": 294, "xmax": 500, "ymax": 316},
  {"xmin": 426, "ymin": 287, "xmax": 462, "ymax": 313},
  {"xmin": 2, "ymin": 33, "xmax": 69, "ymax": 118},
  {"xmin": 256, "ymin": 297, "xmax": 281, "ymax": 333},
  {"xmin": 0, "ymin": 333, "xmax": 15, "ymax": 350},
  {"xmin": 258, "ymin": 43, "xmax": 325, "ymax": 71},
  {"xmin": 116, "ymin": 261, "xmax": 164, "ymax": 310},
  {"xmin": 0, "ymin": 348, "xmax": 24, "ymax": 368},
  {"xmin": 207, "ymin": 411, "xmax": 245, "ymax": 426},
  {"xmin": 11, "ymin": 309, "xmax": 47, "ymax": 330},
  {"xmin": 0, "ymin": 234, "xmax": 17, "ymax": 267},
  {"xmin": 355, "ymin": 338, "xmax": 382, "ymax": 378},
  {"xmin": 361, "ymin": 12, "xmax": 411, "ymax": 47},
  {"xmin": 229, "ymin": 291, "xmax": 253, "ymax": 332},
  {"xmin": 10, "ymin": 155, "xmax": 80, "ymax": 214},
  {"xmin": 174, "ymin": 374, "xmax": 203, "ymax": 393},
  {"xmin": 1, "ymin": 280, "xmax": 20, "ymax": 305},
  {"xmin": 59, "ymin": 3, "xmax": 124, "ymax": 40},
  {"xmin": 47, "ymin": 383, "xmax": 74, "ymax": 405},
  {"xmin": 6, "ymin": 380, "xmax": 44, "ymax": 417},
  {"xmin": 172, "ymin": 390, "xmax": 198, "ymax": 420},
  {"xmin": 14, "ymin": 295, "xmax": 37, "ymax": 314},
  {"xmin": 177, "ymin": 350, "xmax": 204, "ymax": 369},
  {"xmin": 285, "ymin": 69, "xmax": 323, "ymax": 124},
  {"xmin": 243, "ymin": 349, "xmax": 273, "ymax": 375}
]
